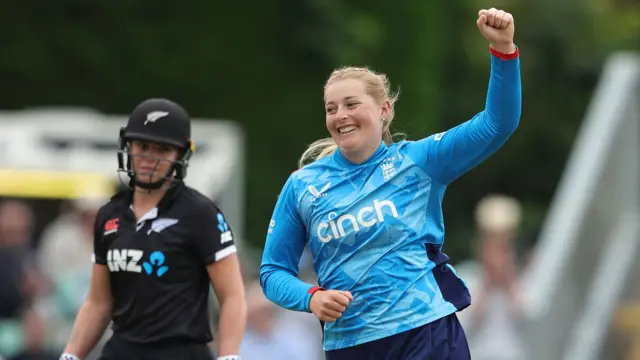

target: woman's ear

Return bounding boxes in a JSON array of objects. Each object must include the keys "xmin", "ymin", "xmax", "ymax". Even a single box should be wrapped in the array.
[{"xmin": 381, "ymin": 99, "xmax": 391, "ymax": 119}]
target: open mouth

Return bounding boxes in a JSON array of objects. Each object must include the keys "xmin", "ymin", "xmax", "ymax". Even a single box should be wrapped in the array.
[{"xmin": 338, "ymin": 125, "xmax": 358, "ymax": 135}]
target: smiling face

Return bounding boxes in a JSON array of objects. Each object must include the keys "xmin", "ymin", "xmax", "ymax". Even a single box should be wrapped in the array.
[
  {"xmin": 324, "ymin": 77, "xmax": 391, "ymax": 163},
  {"xmin": 297, "ymin": 66, "xmax": 399, "ymax": 167}
]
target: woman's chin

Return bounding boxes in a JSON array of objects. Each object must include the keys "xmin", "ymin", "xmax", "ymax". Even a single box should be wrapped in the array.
[{"xmin": 335, "ymin": 135, "xmax": 362, "ymax": 153}]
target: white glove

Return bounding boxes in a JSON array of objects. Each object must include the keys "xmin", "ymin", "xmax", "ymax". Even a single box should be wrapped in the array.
[
  {"xmin": 60, "ymin": 354, "xmax": 81, "ymax": 360},
  {"xmin": 218, "ymin": 356, "xmax": 241, "ymax": 360}
]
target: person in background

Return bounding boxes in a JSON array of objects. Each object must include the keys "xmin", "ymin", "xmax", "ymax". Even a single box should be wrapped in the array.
[
  {"xmin": 7, "ymin": 307, "xmax": 58, "ymax": 360},
  {"xmin": 37, "ymin": 187, "xmax": 112, "ymax": 356},
  {"xmin": 0, "ymin": 200, "xmax": 47, "ymax": 359},
  {"xmin": 239, "ymin": 281, "xmax": 299, "ymax": 359},
  {"xmin": 0, "ymin": 200, "xmax": 42, "ymax": 320},
  {"xmin": 463, "ymin": 194, "xmax": 528, "ymax": 360}
]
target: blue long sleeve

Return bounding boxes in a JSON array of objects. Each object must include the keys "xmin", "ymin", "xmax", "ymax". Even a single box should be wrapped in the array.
[
  {"xmin": 260, "ymin": 175, "xmax": 314, "ymax": 312},
  {"xmin": 412, "ymin": 49, "xmax": 522, "ymax": 184}
]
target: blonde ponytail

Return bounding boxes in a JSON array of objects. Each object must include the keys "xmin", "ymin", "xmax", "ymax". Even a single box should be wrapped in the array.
[{"xmin": 298, "ymin": 138, "xmax": 337, "ymax": 168}]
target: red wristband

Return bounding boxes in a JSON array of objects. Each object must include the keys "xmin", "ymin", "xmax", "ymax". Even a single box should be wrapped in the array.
[
  {"xmin": 490, "ymin": 46, "xmax": 519, "ymax": 61},
  {"xmin": 308, "ymin": 286, "xmax": 325, "ymax": 295}
]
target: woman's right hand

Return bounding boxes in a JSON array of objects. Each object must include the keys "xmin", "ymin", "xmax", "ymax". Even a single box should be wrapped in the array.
[{"xmin": 309, "ymin": 289, "xmax": 353, "ymax": 322}]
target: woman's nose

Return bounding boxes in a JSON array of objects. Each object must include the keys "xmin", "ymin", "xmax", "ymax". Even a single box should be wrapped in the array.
[
  {"xmin": 139, "ymin": 155, "xmax": 157, "ymax": 165},
  {"xmin": 335, "ymin": 108, "xmax": 349, "ymax": 120}
]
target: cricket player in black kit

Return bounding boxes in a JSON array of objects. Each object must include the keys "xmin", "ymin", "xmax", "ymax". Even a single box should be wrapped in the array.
[{"xmin": 60, "ymin": 99, "xmax": 247, "ymax": 360}]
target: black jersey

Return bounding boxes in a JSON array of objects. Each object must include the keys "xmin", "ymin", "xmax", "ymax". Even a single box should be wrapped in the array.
[{"xmin": 92, "ymin": 182, "xmax": 237, "ymax": 344}]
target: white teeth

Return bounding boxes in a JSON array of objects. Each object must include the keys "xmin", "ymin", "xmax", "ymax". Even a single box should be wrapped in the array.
[{"xmin": 338, "ymin": 125, "xmax": 357, "ymax": 134}]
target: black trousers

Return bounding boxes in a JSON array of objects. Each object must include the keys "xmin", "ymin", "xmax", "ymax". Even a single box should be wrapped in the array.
[{"xmin": 99, "ymin": 335, "xmax": 214, "ymax": 360}]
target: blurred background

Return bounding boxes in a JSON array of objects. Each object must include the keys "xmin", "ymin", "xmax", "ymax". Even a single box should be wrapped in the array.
[{"xmin": 0, "ymin": 2, "xmax": 638, "ymax": 360}]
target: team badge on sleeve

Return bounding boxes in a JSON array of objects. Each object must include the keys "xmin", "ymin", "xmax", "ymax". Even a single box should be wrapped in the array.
[
  {"xmin": 217, "ymin": 213, "xmax": 233, "ymax": 244},
  {"xmin": 104, "ymin": 218, "xmax": 119, "ymax": 235}
]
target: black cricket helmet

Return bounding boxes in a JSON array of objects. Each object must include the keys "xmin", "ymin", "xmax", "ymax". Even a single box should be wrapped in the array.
[{"xmin": 117, "ymin": 98, "xmax": 196, "ymax": 190}]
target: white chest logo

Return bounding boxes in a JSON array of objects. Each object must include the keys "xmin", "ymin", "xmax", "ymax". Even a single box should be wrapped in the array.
[
  {"xmin": 107, "ymin": 249, "xmax": 143, "ymax": 273},
  {"xmin": 316, "ymin": 199, "xmax": 399, "ymax": 242},
  {"xmin": 308, "ymin": 182, "xmax": 331, "ymax": 201},
  {"xmin": 147, "ymin": 218, "xmax": 179, "ymax": 235},
  {"xmin": 381, "ymin": 161, "xmax": 396, "ymax": 181}
]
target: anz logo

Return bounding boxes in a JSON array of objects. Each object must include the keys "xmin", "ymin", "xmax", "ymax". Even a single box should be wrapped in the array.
[
  {"xmin": 143, "ymin": 251, "xmax": 169, "ymax": 277},
  {"xmin": 107, "ymin": 249, "xmax": 169, "ymax": 278},
  {"xmin": 316, "ymin": 199, "xmax": 399, "ymax": 243}
]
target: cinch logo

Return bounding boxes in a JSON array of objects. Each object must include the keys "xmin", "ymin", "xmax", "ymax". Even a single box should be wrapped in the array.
[
  {"xmin": 316, "ymin": 199, "xmax": 399, "ymax": 243},
  {"xmin": 217, "ymin": 213, "xmax": 233, "ymax": 244},
  {"xmin": 106, "ymin": 249, "xmax": 169, "ymax": 277}
]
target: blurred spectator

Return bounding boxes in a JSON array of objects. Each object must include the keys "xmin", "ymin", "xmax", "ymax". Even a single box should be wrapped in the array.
[
  {"xmin": 37, "ymin": 194, "xmax": 102, "ymax": 316},
  {"xmin": 5, "ymin": 307, "xmax": 57, "ymax": 360},
  {"xmin": 458, "ymin": 194, "xmax": 528, "ymax": 360},
  {"xmin": 279, "ymin": 268, "xmax": 325, "ymax": 360},
  {"xmin": 35, "ymin": 187, "xmax": 109, "ymax": 357},
  {"xmin": 240, "ymin": 279, "xmax": 322, "ymax": 360},
  {"xmin": 239, "ymin": 280, "xmax": 298, "ymax": 359},
  {"xmin": 0, "ymin": 200, "xmax": 42, "ymax": 319},
  {"xmin": 0, "ymin": 199, "xmax": 48, "ymax": 358}
]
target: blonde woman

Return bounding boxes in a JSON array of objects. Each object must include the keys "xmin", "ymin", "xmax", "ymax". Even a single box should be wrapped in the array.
[{"xmin": 261, "ymin": 8, "xmax": 521, "ymax": 360}]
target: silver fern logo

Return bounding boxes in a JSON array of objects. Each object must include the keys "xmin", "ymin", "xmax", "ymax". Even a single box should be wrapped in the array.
[{"xmin": 145, "ymin": 111, "xmax": 170, "ymax": 125}]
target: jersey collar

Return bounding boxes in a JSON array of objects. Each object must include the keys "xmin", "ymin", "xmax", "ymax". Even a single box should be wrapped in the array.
[
  {"xmin": 332, "ymin": 140, "xmax": 388, "ymax": 167},
  {"xmin": 113, "ymin": 181, "xmax": 185, "ymax": 214}
]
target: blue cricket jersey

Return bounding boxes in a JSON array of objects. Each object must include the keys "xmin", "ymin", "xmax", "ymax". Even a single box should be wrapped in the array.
[{"xmin": 260, "ymin": 50, "xmax": 521, "ymax": 351}]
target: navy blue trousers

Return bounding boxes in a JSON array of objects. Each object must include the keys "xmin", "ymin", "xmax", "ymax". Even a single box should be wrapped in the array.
[{"xmin": 325, "ymin": 313, "xmax": 471, "ymax": 360}]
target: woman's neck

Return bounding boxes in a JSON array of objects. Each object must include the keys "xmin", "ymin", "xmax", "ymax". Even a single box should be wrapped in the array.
[
  {"xmin": 132, "ymin": 187, "xmax": 167, "ymax": 217},
  {"xmin": 341, "ymin": 140, "xmax": 381, "ymax": 165}
]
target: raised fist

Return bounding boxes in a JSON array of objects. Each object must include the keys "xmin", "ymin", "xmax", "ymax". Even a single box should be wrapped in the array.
[{"xmin": 477, "ymin": 8, "xmax": 516, "ymax": 53}]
